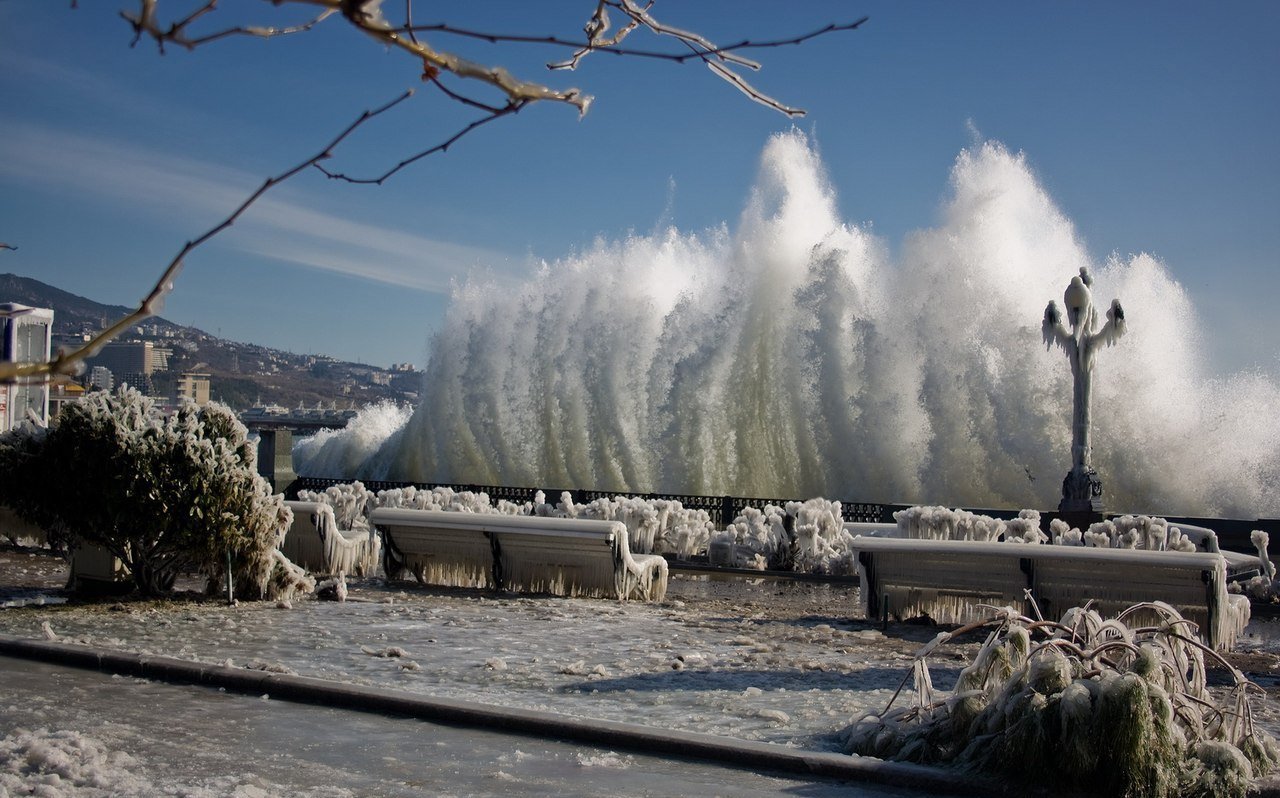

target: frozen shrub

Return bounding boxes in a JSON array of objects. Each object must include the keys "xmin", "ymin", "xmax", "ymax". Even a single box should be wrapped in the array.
[
  {"xmin": 0, "ymin": 387, "xmax": 297, "ymax": 598},
  {"xmin": 843, "ymin": 603, "xmax": 1278, "ymax": 798}
]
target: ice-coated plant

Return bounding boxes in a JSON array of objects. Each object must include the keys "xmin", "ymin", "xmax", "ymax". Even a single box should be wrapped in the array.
[
  {"xmin": 843, "ymin": 601, "xmax": 1278, "ymax": 798},
  {"xmin": 0, "ymin": 386, "xmax": 303, "ymax": 598}
]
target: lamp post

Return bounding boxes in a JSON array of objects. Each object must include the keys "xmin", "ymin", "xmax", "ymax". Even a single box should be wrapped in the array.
[{"xmin": 1042, "ymin": 267, "xmax": 1126, "ymax": 516}]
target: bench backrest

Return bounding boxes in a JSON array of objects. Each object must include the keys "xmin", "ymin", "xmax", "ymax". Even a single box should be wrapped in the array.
[
  {"xmin": 282, "ymin": 500, "xmax": 336, "ymax": 573},
  {"xmin": 370, "ymin": 508, "xmax": 630, "ymax": 597},
  {"xmin": 852, "ymin": 537, "xmax": 1241, "ymax": 649}
]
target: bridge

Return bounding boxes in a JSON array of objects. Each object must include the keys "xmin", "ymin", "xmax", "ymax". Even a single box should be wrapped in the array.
[{"xmin": 240, "ymin": 404, "xmax": 356, "ymax": 433}]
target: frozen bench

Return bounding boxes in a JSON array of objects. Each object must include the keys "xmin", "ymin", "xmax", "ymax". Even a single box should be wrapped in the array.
[
  {"xmin": 282, "ymin": 500, "xmax": 381, "ymax": 577},
  {"xmin": 851, "ymin": 537, "xmax": 1250, "ymax": 650},
  {"xmin": 370, "ymin": 508, "xmax": 668, "ymax": 602}
]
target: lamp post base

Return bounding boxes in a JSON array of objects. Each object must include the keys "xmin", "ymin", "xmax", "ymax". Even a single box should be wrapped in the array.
[{"xmin": 1059, "ymin": 467, "xmax": 1105, "ymax": 515}]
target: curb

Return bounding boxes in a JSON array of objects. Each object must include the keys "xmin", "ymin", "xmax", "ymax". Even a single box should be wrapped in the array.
[{"xmin": 0, "ymin": 633, "xmax": 1008, "ymax": 796}]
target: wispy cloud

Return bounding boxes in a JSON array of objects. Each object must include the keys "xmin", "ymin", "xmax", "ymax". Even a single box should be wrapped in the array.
[{"xmin": 0, "ymin": 121, "xmax": 519, "ymax": 293}]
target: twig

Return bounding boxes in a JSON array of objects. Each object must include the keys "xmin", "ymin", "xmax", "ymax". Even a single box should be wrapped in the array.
[{"xmin": 313, "ymin": 81, "xmax": 522, "ymax": 185}]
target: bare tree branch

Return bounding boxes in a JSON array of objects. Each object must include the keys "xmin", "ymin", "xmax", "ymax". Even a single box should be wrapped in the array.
[
  {"xmin": 314, "ymin": 81, "xmax": 524, "ymax": 185},
  {"xmin": 122, "ymin": 0, "xmax": 336, "ymax": 51},
  {"xmin": 7, "ymin": 1, "xmax": 866, "ymax": 386}
]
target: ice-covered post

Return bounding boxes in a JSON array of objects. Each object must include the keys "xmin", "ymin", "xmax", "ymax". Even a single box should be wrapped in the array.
[{"xmin": 1043, "ymin": 267, "xmax": 1126, "ymax": 515}]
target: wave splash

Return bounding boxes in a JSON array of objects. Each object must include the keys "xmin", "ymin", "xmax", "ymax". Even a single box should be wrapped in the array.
[{"xmin": 296, "ymin": 132, "xmax": 1280, "ymax": 518}]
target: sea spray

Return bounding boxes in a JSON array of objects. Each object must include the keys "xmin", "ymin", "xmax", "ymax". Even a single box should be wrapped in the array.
[{"xmin": 295, "ymin": 132, "xmax": 1280, "ymax": 518}]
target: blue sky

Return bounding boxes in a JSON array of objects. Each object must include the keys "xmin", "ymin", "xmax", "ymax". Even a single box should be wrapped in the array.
[{"xmin": 1, "ymin": 2, "xmax": 1276, "ymax": 375}]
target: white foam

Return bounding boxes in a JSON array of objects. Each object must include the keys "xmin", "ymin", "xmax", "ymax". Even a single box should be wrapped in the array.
[{"xmin": 299, "ymin": 133, "xmax": 1279, "ymax": 517}]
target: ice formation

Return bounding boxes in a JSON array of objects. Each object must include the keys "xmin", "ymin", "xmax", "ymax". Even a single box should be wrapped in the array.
[
  {"xmin": 293, "ymin": 132, "xmax": 1280, "ymax": 519},
  {"xmin": 894, "ymin": 505, "xmax": 1210, "ymax": 552},
  {"xmin": 0, "ymin": 727, "xmax": 145, "ymax": 796},
  {"xmin": 789, "ymin": 499, "xmax": 856, "ymax": 575},
  {"xmin": 547, "ymin": 492, "xmax": 713, "ymax": 557},
  {"xmin": 843, "ymin": 603, "xmax": 1279, "ymax": 798},
  {"xmin": 1234, "ymin": 530, "xmax": 1280, "ymax": 601},
  {"xmin": 301, "ymin": 481, "xmax": 713, "ymax": 558},
  {"xmin": 710, "ymin": 504, "xmax": 790, "ymax": 570},
  {"xmin": 281, "ymin": 501, "xmax": 382, "ymax": 578},
  {"xmin": 708, "ymin": 498, "xmax": 857, "ymax": 574}
]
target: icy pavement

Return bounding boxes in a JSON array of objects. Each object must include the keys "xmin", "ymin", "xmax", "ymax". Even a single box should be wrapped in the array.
[
  {"xmin": 2, "ymin": 571, "xmax": 1280, "ymax": 750},
  {"xmin": 0, "ymin": 656, "xmax": 949, "ymax": 798},
  {"xmin": 0, "ymin": 577, "xmax": 941, "ymax": 750},
  {"xmin": 3, "ymin": 543, "xmax": 1280, "ymax": 780}
]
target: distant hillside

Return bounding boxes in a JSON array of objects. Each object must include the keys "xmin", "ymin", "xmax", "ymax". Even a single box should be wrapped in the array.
[
  {"xmin": 0, "ymin": 273, "xmax": 185, "ymax": 334},
  {"xmin": 1, "ymin": 273, "xmax": 420, "ymax": 410}
]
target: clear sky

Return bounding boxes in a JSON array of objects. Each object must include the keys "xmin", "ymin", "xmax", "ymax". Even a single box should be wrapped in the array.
[{"xmin": 2, "ymin": 2, "xmax": 1276, "ymax": 375}]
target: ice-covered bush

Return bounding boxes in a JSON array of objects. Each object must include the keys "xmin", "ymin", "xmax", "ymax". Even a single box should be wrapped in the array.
[
  {"xmin": 843, "ymin": 602, "xmax": 1278, "ymax": 798},
  {"xmin": 894, "ymin": 505, "xmax": 1003, "ymax": 542},
  {"xmin": 710, "ymin": 504, "xmax": 789, "ymax": 569},
  {"xmin": 552, "ymin": 492, "xmax": 711, "ymax": 557},
  {"xmin": 0, "ymin": 387, "xmax": 300, "ymax": 598},
  {"xmin": 710, "ymin": 498, "xmax": 854, "ymax": 573},
  {"xmin": 790, "ymin": 498, "xmax": 856, "ymax": 574}
]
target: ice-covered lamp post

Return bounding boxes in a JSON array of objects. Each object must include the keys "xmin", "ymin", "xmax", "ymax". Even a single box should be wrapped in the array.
[{"xmin": 1043, "ymin": 267, "xmax": 1126, "ymax": 515}]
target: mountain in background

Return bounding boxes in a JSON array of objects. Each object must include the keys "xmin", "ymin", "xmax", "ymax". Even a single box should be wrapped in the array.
[
  {"xmin": 2, "ymin": 273, "xmax": 419, "ymax": 410},
  {"xmin": 0, "ymin": 273, "xmax": 186, "ymax": 335}
]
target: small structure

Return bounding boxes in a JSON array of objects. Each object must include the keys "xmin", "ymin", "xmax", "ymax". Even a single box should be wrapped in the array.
[
  {"xmin": 256, "ymin": 429, "xmax": 297, "ymax": 494},
  {"xmin": 0, "ymin": 303, "xmax": 53, "ymax": 431},
  {"xmin": 1042, "ymin": 267, "xmax": 1126, "ymax": 515}
]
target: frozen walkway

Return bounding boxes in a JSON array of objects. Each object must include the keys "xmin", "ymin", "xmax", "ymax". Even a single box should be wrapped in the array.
[{"xmin": 0, "ymin": 655, "xmax": 964, "ymax": 797}]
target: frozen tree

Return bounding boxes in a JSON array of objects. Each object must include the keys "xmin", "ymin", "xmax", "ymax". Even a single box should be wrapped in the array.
[
  {"xmin": 0, "ymin": 387, "xmax": 300, "ymax": 598},
  {"xmin": 1, "ymin": 1, "xmax": 866, "ymax": 384},
  {"xmin": 844, "ymin": 602, "xmax": 1279, "ymax": 798}
]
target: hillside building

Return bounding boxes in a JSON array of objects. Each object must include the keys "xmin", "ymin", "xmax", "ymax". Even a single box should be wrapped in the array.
[{"xmin": 176, "ymin": 371, "xmax": 211, "ymax": 406}]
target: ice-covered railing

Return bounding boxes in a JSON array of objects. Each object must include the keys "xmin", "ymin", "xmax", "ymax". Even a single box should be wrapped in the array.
[
  {"xmin": 546, "ymin": 492, "xmax": 712, "ymax": 559},
  {"xmin": 893, "ymin": 505, "xmax": 1215, "ymax": 552},
  {"xmin": 301, "ymin": 483, "xmax": 713, "ymax": 558},
  {"xmin": 296, "ymin": 482, "xmax": 378, "ymax": 532}
]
